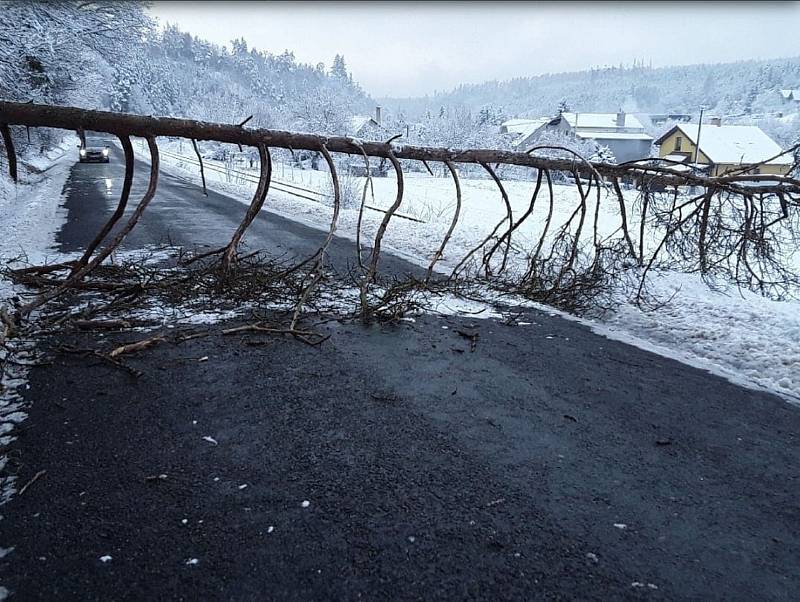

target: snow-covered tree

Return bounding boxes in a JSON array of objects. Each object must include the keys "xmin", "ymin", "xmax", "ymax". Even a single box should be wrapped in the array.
[{"xmin": 330, "ymin": 54, "xmax": 349, "ymax": 81}]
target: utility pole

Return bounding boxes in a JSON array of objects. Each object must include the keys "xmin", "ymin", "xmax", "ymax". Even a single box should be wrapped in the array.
[{"xmin": 693, "ymin": 106, "xmax": 708, "ymax": 165}]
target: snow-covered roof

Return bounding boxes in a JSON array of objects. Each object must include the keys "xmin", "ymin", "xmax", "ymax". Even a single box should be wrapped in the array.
[
  {"xmin": 560, "ymin": 112, "xmax": 645, "ymax": 130},
  {"xmin": 349, "ymin": 115, "xmax": 378, "ymax": 135},
  {"xmin": 501, "ymin": 118, "xmax": 550, "ymax": 135},
  {"xmin": 501, "ymin": 118, "xmax": 537, "ymax": 128},
  {"xmin": 779, "ymin": 89, "xmax": 800, "ymax": 100},
  {"xmin": 663, "ymin": 123, "xmax": 792, "ymax": 165},
  {"xmin": 502, "ymin": 117, "xmax": 550, "ymax": 146},
  {"xmin": 575, "ymin": 131, "xmax": 653, "ymax": 141}
]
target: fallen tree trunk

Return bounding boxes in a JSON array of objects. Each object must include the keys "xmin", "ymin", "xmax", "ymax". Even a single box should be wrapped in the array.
[{"xmin": 2, "ymin": 101, "xmax": 798, "ymax": 193}]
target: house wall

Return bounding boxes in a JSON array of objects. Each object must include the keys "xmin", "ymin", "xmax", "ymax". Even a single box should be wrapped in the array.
[
  {"xmin": 592, "ymin": 137, "xmax": 652, "ymax": 163},
  {"xmin": 713, "ymin": 163, "xmax": 791, "ymax": 176},
  {"xmin": 535, "ymin": 117, "xmax": 652, "ymax": 162},
  {"xmin": 657, "ymin": 130, "xmax": 711, "ymax": 163}
]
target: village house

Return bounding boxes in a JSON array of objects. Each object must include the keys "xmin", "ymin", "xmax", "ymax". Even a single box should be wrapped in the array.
[
  {"xmin": 346, "ymin": 107, "xmax": 393, "ymax": 176},
  {"xmin": 348, "ymin": 106, "xmax": 387, "ymax": 140},
  {"xmin": 550, "ymin": 111, "xmax": 654, "ymax": 162},
  {"xmin": 499, "ymin": 117, "xmax": 551, "ymax": 149},
  {"xmin": 502, "ymin": 110, "xmax": 654, "ymax": 163},
  {"xmin": 647, "ymin": 113, "xmax": 692, "ymax": 126},
  {"xmin": 654, "ymin": 119, "xmax": 793, "ymax": 176},
  {"xmin": 779, "ymin": 89, "xmax": 800, "ymax": 104}
]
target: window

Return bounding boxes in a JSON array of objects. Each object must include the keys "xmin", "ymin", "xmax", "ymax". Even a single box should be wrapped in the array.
[{"xmin": 675, "ymin": 136, "xmax": 683, "ymax": 151}]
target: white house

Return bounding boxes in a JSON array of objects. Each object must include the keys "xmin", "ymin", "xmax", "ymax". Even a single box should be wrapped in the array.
[
  {"xmin": 499, "ymin": 118, "xmax": 550, "ymax": 149},
  {"xmin": 348, "ymin": 107, "xmax": 387, "ymax": 140},
  {"xmin": 505, "ymin": 110, "xmax": 654, "ymax": 162},
  {"xmin": 779, "ymin": 89, "xmax": 800, "ymax": 104},
  {"xmin": 551, "ymin": 111, "xmax": 654, "ymax": 162}
]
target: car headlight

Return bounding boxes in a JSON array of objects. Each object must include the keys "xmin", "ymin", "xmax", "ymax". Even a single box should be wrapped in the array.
[
  {"xmin": 80, "ymin": 149, "xmax": 86, "ymax": 156},
  {"xmin": 102, "ymin": 148, "xmax": 109, "ymax": 156}
]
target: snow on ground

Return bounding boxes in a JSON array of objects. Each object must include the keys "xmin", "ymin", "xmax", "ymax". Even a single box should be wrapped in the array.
[
  {"xmin": 0, "ymin": 138, "xmax": 78, "ymax": 293},
  {"xmin": 0, "ymin": 137, "xmax": 77, "ymax": 531},
  {"xmin": 146, "ymin": 140, "xmax": 800, "ymax": 402}
]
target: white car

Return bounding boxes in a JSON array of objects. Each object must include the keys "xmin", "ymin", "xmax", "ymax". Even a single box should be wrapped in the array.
[{"xmin": 79, "ymin": 139, "xmax": 110, "ymax": 163}]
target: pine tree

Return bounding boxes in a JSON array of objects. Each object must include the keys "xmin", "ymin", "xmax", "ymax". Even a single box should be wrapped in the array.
[{"xmin": 330, "ymin": 54, "xmax": 348, "ymax": 81}]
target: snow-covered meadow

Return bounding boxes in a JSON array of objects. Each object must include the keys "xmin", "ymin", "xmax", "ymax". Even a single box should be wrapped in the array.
[{"xmin": 148, "ymin": 140, "xmax": 800, "ymax": 402}]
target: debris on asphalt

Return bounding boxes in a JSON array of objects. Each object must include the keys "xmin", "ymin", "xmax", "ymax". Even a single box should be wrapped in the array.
[
  {"xmin": 99, "ymin": 556, "xmax": 112, "ymax": 563},
  {"xmin": 108, "ymin": 336, "xmax": 166, "ymax": 359},
  {"xmin": 563, "ymin": 414, "xmax": 578, "ymax": 422},
  {"xmin": 456, "ymin": 329, "xmax": 479, "ymax": 352},
  {"xmin": 18, "ymin": 469, "xmax": 46, "ymax": 496},
  {"xmin": 656, "ymin": 438, "xmax": 673, "ymax": 446},
  {"xmin": 586, "ymin": 552, "xmax": 598, "ymax": 563},
  {"xmin": 185, "ymin": 558, "xmax": 199, "ymax": 565},
  {"xmin": 202, "ymin": 436, "xmax": 218, "ymax": 445},
  {"xmin": 145, "ymin": 473, "xmax": 168, "ymax": 482},
  {"xmin": 301, "ymin": 500, "xmax": 310, "ymax": 508},
  {"xmin": 613, "ymin": 523, "xmax": 627, "ymax": 530}
]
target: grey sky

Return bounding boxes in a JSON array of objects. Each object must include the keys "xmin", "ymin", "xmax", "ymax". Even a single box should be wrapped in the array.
[{"xmin": 148, "ymin": 1, "xmax": 800, "ymax": 98}]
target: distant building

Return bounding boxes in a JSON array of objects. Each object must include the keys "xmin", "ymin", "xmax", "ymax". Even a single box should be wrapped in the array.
[
  {"xmin": 499, "ymin": 118, "xmax": 550, "ymax": 149},
  {"xmin": 504, "ymin": 110, "xmax": 654, "ymax": 162},
  {"xmin": 647, "ymin": 113, "xmax": 693, "ymax": 126},
  {"xmin": 552, "ymin": 111, "xmax": 654, "ymax": 162},
  {"xmin": 779, "ymin": 89, "xmax": 800, "ymax": 104},
  {"xmin": 348, "ymin": 107, "xmax": 387, "ymax": 140},
  {"xmin": 654, "ymin": 119, "xmax": 793, "ymax": 176}
]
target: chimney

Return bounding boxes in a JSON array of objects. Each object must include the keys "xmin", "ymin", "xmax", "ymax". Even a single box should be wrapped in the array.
[
  {"xmin": 616, "ymin": 109, "xmax": 626, "ymax": 128},
  {"xmin": 375, "ymin": 106, "xmax": 382, "ymax": 125},
  {"xmin": 709, "ymin": 116, "xmax": 721, "ymax": 126}
]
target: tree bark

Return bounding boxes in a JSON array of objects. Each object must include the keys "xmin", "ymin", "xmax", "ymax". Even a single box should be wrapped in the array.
[{"xmin": 2, "ymin": 101, "xmax": 796, "ymax": 192}]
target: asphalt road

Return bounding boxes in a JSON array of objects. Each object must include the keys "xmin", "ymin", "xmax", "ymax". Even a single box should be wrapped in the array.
[
  {"xmin": 1, "ymin": 147, "xmax": 799, "ymax": 600},
  {"xmin": 56, "ymin": 144, "xmax": 423, "ymax": 277}
]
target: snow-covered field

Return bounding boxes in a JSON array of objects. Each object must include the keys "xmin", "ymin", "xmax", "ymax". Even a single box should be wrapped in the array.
[{"xmin": 145, "ymin": 140, "xmax": 800, "ymax": 402}]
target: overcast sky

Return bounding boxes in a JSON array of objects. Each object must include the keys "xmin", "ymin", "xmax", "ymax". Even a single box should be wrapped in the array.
[{"xmin": 148, "ymin": 1, "xmax": 800, "ymax": 98}]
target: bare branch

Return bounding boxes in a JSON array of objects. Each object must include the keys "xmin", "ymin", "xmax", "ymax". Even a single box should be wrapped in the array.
[
  {"xmin": 1, "ymin": 124, "xmax": 17, "ymax": 182},
  {"xmin": 221, "ymin": 143, "xmax": 271, "ymax": 273},
  {"xmin": 425, "ymin": 160, "xmax": 462, "ymax": 283},
  {"xmin": 190, "ymin": 138, "xmax": 208, "ymax": 196}
]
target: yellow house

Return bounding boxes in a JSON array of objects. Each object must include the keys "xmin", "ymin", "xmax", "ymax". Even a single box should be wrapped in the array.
[{"xmin": 654, "ymin": 121, "xmax": 793, "ymax": 176}]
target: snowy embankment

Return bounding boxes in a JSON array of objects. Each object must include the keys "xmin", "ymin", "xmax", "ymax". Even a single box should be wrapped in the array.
[
  {"xmin": 0, "ymin": 136, "xmax": 78, "ymax": 509},
  {"xmin": 145, "ymin": 140, "xmax": 800, "ymax": 402}
]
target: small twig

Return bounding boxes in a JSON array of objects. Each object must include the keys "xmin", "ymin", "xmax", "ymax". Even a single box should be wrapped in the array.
[
  {"xmin": 18, "ymin": 469, "xmax": 46, "ymax": 496},
  {"xmin": 456, "ymin": 328, "xmax": 479, "ymax": 352},
  {"xmin": 108, "ymin": 336, "xmax": 166, "ymax": 358}
]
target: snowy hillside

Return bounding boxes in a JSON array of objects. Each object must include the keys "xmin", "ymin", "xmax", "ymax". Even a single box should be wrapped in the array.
[{"xmin": 0, "ymin": 3, "xmax": 371, "ymax": 136}]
